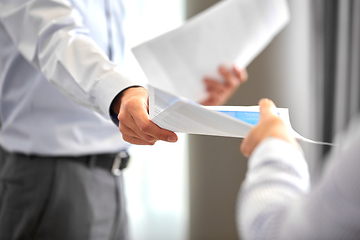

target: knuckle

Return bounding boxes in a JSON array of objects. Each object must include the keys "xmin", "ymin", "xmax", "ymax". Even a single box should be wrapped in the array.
[
  {"xmin": 156, "ymin": 131, "xmax": 166, "ymax": 141},
  {"xmin": 143, "ymin": 134, "xmax": 156, "ymax": 142},
  {"xmin": 139, "ymin": 121, "xmax": 150, "ymax": 133},
  {"xmin": 118, "ymin": 124, "xmax": 128, "ymax": 134},
  {"xmin": 117, "ymin": 112, "xmax": 127, "ymax": 123},
  {"xmin": 123, "ymin": 99, "xmax": 134, "ymax": 110},
  {"xmin": 228, "ymin": 81, "xmax": 236, "ymax": 88}
]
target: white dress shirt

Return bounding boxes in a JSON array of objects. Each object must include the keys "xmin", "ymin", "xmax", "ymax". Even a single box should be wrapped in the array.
[
  {"xmin": 238, "ymin": 116, "xmax": 360, "ymax": 240},
  {"xmin": 0, "ymin": 0, "xmax": 140, "ymax": 155}
]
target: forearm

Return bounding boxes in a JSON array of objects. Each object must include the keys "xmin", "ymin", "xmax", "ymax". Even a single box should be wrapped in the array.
[
  {"xmin": 238, "ymin": 137, "xmax": 310, "ymax": 240},
  {"xmin": 0, "ymin": 0, "xmax": 137, "ymax": 116},
  {"xmin": 239, "ymin": 136, "xmax": 360, "ymax": 240}
]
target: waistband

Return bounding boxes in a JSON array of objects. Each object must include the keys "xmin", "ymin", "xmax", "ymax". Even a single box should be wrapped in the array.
[{"xmin": 6, "ymin": 150, "xmax": 130, "ymax": 176}]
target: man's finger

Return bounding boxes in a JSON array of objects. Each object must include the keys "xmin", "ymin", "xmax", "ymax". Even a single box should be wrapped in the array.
[
  {"xmin": 129, "ymin": 107, "xmax": 177, "ymax": 142},
  {"xmin": 259, "ymin": 98, "xmax": 278, "ymax": 121},
  {"xmin": 118, "ymin": 108, "xmax": 157, "ymax": 142},
  {"xmin": 204, "ymin": 78, "xmax": 226, "ymax": 94},
  {"xmin": 233, "ymin": 66, "xmax": 248, "ymax": 84},
  {"xmin": 120, "ymin": 123, "xmax": 154, "ymax": 142},
  {"xmin": 151, "ymin": 124, "xmax": 178, "ymax": 143},
  {"xmin": 123, "ymin": 135, "xmax": 157, "ymax": 145},
  {"xmin": 201, "ymin": 91, "xmax": 226, "ymax": 106},
  {"xmin": 219, "ymin": 65, "xmax": 239, "ymax": 88},
  {"xmin": 241, "ymin": 127, "xmax": 261, "ymax": 157}
]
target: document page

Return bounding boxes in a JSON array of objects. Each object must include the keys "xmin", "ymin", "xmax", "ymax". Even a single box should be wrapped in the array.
[
  {"xmin": 149, "ymin": 85, "xmax": 253, "ymax": 138},
  {"xmin": 149, "ymin": 86, "xmax": 333, "ymax": 145},
  {"xmin": 136, "ymin": 0, "xmax": 331, "ymax": 145},
  {"xmin": 133, "ymin": 0, "xmax": 290, "ymax": 102}
]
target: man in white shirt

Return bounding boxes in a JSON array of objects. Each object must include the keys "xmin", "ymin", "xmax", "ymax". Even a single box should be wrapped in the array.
[
  {"xmin": 238, "ymin": 99, "xmax": 360, "ymax": 240},
  {"xmin": 0, "ymin": 0, "xmax": 247, "ymax": 239}
]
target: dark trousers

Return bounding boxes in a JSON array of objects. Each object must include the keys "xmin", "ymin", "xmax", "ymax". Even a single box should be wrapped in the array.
[{"xmin": 0, "ymin": 147, "xmax": 129, "ymax": 240}]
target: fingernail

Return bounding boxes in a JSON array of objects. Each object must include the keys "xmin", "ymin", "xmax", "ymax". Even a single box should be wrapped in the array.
[{"xmin": 168, "ymin": 136, "xmax": 177, "ymax": 142}]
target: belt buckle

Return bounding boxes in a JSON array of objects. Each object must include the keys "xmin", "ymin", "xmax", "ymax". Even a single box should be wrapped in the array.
[
  {"xmin": 111, "ymin": 151, "xmax": 129, "ymax": 176},
  {"xmin": 111, "ymin": 154, "xmax": 122, "ymax": 176}
]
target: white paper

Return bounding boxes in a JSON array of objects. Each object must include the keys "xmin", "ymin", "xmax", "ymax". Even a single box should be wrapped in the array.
[
  {"xmin": 135, "ymin": 0, "xmax": 331, "ymax": 145},
  {"xmin": 149, "ymin": 86, "xmax": 253, "ymax": 138},
  {"xmin": 149, "ymin": 86, "xmax": 333, "ymax": 145},
  {"xmin": 132, "ymin": 0, "xmax": 290, "ymax": 102}
]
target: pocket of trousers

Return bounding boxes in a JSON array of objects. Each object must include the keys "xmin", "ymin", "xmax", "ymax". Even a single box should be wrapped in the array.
[
  {"xmin": 0, "ymin": 177, "xmax": 24, "ymax": 210},
  {"xmin": 0, "ymin": 177, "xmax": 25, "ymax": 238}
]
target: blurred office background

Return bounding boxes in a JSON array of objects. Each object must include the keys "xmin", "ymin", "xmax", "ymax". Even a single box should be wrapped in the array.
[{"xmin": 122, "ymin": 0, "xmax": 360, "ymax": 239}]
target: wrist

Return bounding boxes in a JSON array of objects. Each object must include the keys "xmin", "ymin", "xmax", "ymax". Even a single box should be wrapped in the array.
[{"xmin": 110, "ymin": 86, "xmax": 144, "ymax": 114}]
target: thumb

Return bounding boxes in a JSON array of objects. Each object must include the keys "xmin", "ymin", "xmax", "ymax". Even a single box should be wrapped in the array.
[{"xmin": 259, "ymin": 98, "xmax": 277, "ymax": 122}]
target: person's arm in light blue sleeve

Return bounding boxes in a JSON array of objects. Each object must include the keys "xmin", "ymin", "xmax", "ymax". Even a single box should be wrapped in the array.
[
  {"xmin": 0, "ymin": 1, "xmax": 178, "ymax": 145},
  {"xmin": 238, "ymin": 99, "xmax": 360, "ymax": 240}
]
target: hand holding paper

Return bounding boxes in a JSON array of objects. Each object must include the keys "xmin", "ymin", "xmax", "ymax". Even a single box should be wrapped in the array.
[
  {"xmin": 200, "ymin": 65, "xmax": 248, "ymax": 106},
  {"xmin": 130, "ymin": 0, "xmax": 332, "ymax": 145},
  {"xmin": 132, "ymin": 0, "xmax": 290, "ymax": 102},
  {"xmin": 116, "ymin": 87, "xmax": 178, "ymax": 145},
  {"xmin": 149, "ymin": 86, "xmax": 333, "ymax": 145},
  {"xmin": 241, "ymin": 99, "xmax": 300, "ymax": 157}
]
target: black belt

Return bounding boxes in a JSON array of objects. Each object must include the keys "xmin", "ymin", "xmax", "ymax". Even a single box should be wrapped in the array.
[
  {"xmin": 12, "ymin": 150, "xmax": 130, "ymax": 176},
  {"xmin": 65, "ymin": 151, "xmax": 130, "ymax": 175}
]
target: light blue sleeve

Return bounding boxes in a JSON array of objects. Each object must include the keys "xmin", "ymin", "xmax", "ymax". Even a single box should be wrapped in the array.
[
  {"xmin": 0, "ymin": 0, "xmax": 137, "ymax": 116},
  {"xmin": 237, "ymin": 133, "xmax": 360, "ymax": 240}
]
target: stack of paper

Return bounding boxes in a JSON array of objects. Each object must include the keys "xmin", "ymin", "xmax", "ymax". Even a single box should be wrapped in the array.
[
  {"xmin": 132, "ymin": 0, "xmax": 332, "ymax": 145},
  {"xmin": 149, "ymin": 86, "xmax": 332, "ymax": 145}
]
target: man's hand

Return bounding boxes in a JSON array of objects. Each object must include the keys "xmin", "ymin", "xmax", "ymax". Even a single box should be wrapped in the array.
[
  {"xmin": 200, "ymin": 65, "xmax": 248, "ymax": 106},
  {"xmin": 113, "ymin": 87, "xmax": 178, "ymax": 145},
  {"xmin": 240, "ymin": 99, "xmax": 299, "ymax": 157}
]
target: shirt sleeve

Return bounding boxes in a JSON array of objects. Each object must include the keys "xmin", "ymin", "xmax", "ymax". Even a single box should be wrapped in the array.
[
  {"xmin": 0, "ymin": 0, "xmax": 141, "ymax": 117},
  {"xmin": 237, "ymin": 136, "xmax": 360, "ymax": 240}
]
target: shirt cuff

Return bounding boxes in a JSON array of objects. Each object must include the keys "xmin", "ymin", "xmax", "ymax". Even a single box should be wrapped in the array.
[
  {"xmin": 108, "ymin": 86, "xmax": 144, "ymax": 126},
  {"xmin": 94, "ymin": 65, "xmax": 146, "ymax": 119},
  {"xmin": 110, "ymin": 110, "xmax": 120, "ymax": 126}
]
